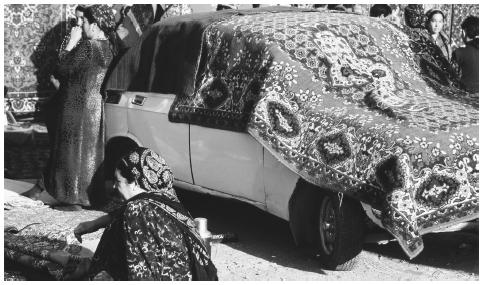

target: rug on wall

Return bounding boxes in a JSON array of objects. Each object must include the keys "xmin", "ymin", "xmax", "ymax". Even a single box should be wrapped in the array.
[{"xmin": 4, "ymin": 4, "xmax": 77, "ymax": 114}]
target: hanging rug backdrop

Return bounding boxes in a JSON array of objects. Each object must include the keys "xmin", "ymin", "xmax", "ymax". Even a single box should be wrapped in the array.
[{"xmin": 107, "ymin": 8, "xmax": 478, "ymax": 259}]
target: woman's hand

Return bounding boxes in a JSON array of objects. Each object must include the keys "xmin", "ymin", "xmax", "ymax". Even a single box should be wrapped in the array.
[
  {"xmin": 74, "ymin": 221, "xmax": 96, "ymax": 243},
  {"xmin": 116, "ymin": 25, "xmax": 129, "ymax": 40},
  {"xmin": 50, "ymin": 75, "xmax": 60, "ymax": 90},
  {"xmin": 70, "ymin": 26, "xmax": 83, "ymax": 43},
  {"xmin": 65, "ymin": 26, "xmax": 82, "ymax": 51},
  {"xmin": 74, "ymin": 215, "xmax": 113, "ymax": 243}
]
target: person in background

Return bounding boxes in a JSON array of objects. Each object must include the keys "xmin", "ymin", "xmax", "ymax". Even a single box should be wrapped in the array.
[
  {"xmin": 452, "ymin": 16, "xmax": 479, "ymax": 94},
  {"xmin": 370, "ymin": 4, "xmax": 401, "ymax": 26},
  {"xmin": 115, "ymin": 4, "xmax": 192, "ymax": 50},
  {"xmin": 425, "ymin": 9, "xmax": 455, "ymax": 62},
  {"xmin": 369, "ymin": 4, "xmax": 392, "ymax": 18},
  {"xmin": 387, "ymin": 4, "xmax": 401, "ymax": 26},
  {"xmin": 115, "ymin": 5, "xmax": 157, "ymax": 50}
]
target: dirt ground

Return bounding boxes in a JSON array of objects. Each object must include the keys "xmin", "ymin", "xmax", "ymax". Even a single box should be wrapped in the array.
[{"xmin": 177, "ymin": 189, "xmax": 479, "ymax": 281}]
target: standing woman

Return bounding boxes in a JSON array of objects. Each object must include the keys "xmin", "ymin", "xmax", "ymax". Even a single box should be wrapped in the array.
[
  {"xmin": 425, "ymin": 9, "xmax": 454, "ymax": 62},
  {"xmin": 23, "ymin": 5, "xmax": 89, "ymax": 202},
  {"xmin": 46, "ymin": 5, "xmax": 118, "ymax": 210}
]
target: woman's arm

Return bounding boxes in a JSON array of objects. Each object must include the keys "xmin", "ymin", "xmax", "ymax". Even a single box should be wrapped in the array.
[
  {"xmin": 64, "ymin": 26, "xmax": 83, "ymax": 52},
  {"xmin": 57, "ymin": 38, "xmax": 94, "ymax": 76},
  {"xmin": 74, "ymin": 214, "xmax": 113, "ymax": 243}
]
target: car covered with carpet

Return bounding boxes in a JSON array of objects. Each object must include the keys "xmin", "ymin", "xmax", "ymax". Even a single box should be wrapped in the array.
[{"xmin": 104, "ymin": 7, "xmax": 479, "ymax": 270}]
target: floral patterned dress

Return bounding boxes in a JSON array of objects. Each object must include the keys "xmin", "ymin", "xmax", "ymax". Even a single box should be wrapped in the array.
[
  {"xmin": 46, "ymin": 39, "xmax": 113, "ymax": 207},
  {"xmin": 87, "ymin": 148, "xmax": 218, "ymax": 281}
]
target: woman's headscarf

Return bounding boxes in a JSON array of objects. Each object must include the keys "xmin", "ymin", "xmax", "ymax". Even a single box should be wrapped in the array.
[
  {"xmin": 85, "ymin": 5, "xmax": 116, "ymax": 35},
  {"xmin": 84, "ymin": 5, "xmax": 118, "ymax": 56},
  {"xmin": 119, "ymin": 147, "xmax": 178, "ymax": 201},
  {"xmin": 404, "ymin": 4, "xmax": 426, "ymax": 29}
]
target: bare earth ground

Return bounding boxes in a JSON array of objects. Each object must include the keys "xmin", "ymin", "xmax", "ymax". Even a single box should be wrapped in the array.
[
  {"xmin": 177, "ymin": 189, "xmax": 479, "ymax": 281},
  {"xmin": 5, "ymin": 180, "xmax": 478, "ymax": 281}
]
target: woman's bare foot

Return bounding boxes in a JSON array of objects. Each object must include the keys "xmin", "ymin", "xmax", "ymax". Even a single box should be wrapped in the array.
[
  {"xmin": 21, "ymin": 184, "xmax": 43, "ymax": 200},
  {"xmin": 53, "ymin": 204, "xmax": 83, "ymax": 211}
]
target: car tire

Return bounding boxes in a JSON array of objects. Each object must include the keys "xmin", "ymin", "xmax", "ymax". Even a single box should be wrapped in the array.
[{"xmin": 317, "ymin": 193, "xmax": 364, "ymax": 271}]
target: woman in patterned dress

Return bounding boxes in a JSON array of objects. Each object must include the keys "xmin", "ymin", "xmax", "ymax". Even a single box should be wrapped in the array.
[
  {"xmin": 24, "ymin": 5, "xmax": 118, "ymax": 210},
  {"xmin": 64, "ymin": 147, "xmax": 218, "ymax": 280}
]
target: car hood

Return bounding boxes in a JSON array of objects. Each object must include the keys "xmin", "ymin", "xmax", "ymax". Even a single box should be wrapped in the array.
[{"xmin": 105, "ymin": 8, "xmax": 479, "ymax": 259}]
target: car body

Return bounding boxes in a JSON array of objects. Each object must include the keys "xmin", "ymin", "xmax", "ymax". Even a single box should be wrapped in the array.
[{"xmin": 104, "ymin": 7, "xmax": 479, "ymax": 270}]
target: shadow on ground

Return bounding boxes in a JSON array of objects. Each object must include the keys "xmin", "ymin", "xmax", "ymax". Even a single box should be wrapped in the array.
[
  {"xmin": 363, "ymin": 231, "xmax": 478, "ymax": 275},
  {"xmin": 176, "ymin": 188, "xmax": 325, "ymax": 275},
  {"xmin": 177, "ymin": 188, "xmax": 479, "ymax": 275}
]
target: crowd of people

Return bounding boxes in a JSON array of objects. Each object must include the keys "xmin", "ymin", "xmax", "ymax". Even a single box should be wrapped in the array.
[
  {"xmin": 369, "ymin": 4, "xmax": 479, "ymax": 93},
  {"xmin": 16, "ymin": 3, "xmax": 478, "ymax": 281}
]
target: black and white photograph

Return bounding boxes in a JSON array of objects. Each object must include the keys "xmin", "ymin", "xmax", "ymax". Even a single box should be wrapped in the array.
[{"xmin": 3, "ymin": 2, "xmax": 479, "ymax": 281}]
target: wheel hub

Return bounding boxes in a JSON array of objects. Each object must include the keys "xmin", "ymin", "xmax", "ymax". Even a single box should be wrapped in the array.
[{"xmin": 319, "ymin": 197, "xmax": 337, "ymax": 255}]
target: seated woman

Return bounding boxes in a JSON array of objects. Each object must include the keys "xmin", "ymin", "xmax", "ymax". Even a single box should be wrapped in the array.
[{"xmin": 46, "ymin": 147, "xmax": 218, "ymax": 280}]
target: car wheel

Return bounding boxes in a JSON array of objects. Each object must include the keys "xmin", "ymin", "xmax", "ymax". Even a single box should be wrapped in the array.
[{"xmin": 317, "ymin": 193, "xmax": 364, "ymax": 271}]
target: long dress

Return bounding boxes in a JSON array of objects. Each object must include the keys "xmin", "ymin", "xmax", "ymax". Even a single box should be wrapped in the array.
[
  {"xmin": 87, "ymin": 147, "xmax": 217, "ymax": 280},
  {"xmin": 46, "ymin": 39, "xmax": 113, "ymax": 207}
]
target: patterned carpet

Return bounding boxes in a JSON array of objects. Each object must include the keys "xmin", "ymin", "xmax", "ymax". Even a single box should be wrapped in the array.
[{"xmin": 3, "ymin": 180, "xmax": 105, "ymax": 280}]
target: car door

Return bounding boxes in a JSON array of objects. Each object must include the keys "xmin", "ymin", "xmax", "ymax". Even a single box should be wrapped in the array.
[
  {"xmin": 125, "ymin": 92, "xmax": 193, "ymax": 184},
  {"xmin": 190, "ymin": 125, "xmax": 265, "ymax": 204}
]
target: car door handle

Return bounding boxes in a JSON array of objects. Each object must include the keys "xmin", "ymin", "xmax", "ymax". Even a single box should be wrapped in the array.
[{"xmin": 131, "ymin": 95, "xmax": 146, "ymax": 106}]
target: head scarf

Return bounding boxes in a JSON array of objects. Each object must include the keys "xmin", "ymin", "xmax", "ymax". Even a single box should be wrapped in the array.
[
  {"xmin": 120, "ymin": 147, "xmax": 178, "ymax": 200},
  {"xmin": 404, "ymin": 4, "xmax": 426, "ymax": 29},
  {"xmin": 85, "ymin": 5, "xmax": 116, "ymax": 36}
]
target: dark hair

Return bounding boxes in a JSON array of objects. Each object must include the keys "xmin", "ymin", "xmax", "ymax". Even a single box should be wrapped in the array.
[
  {"xmin": 116, "ymin": 157, "xmax": 136, "ymax": 184},
  {"xmin": 404, "ymin": 4, "xmax": 425, "ymax": 29},
  {"xmin": 426, "ymin": 9, "xmax": 445, "ymax": 21},
  {"xmin": 462, "ymin": 16, "xmax": 479, "ymax": 49},
  {"xmin": 83, "ymin": 5, "xmax": 119, "ymax": 56},
  {"xmin": 370, "ymin": 4, "xmax": 392, "ymax": 17},
  {"xmin": 462, "ymin": 16, "xmax": 479, "ymax": 39},
  {"xmin": 425, "ymin": 9, "xmax": 445, "ymax": 31},
  {"xmin": 75, "ymin": 5, "xmax": 85, "ymax": 13}
]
